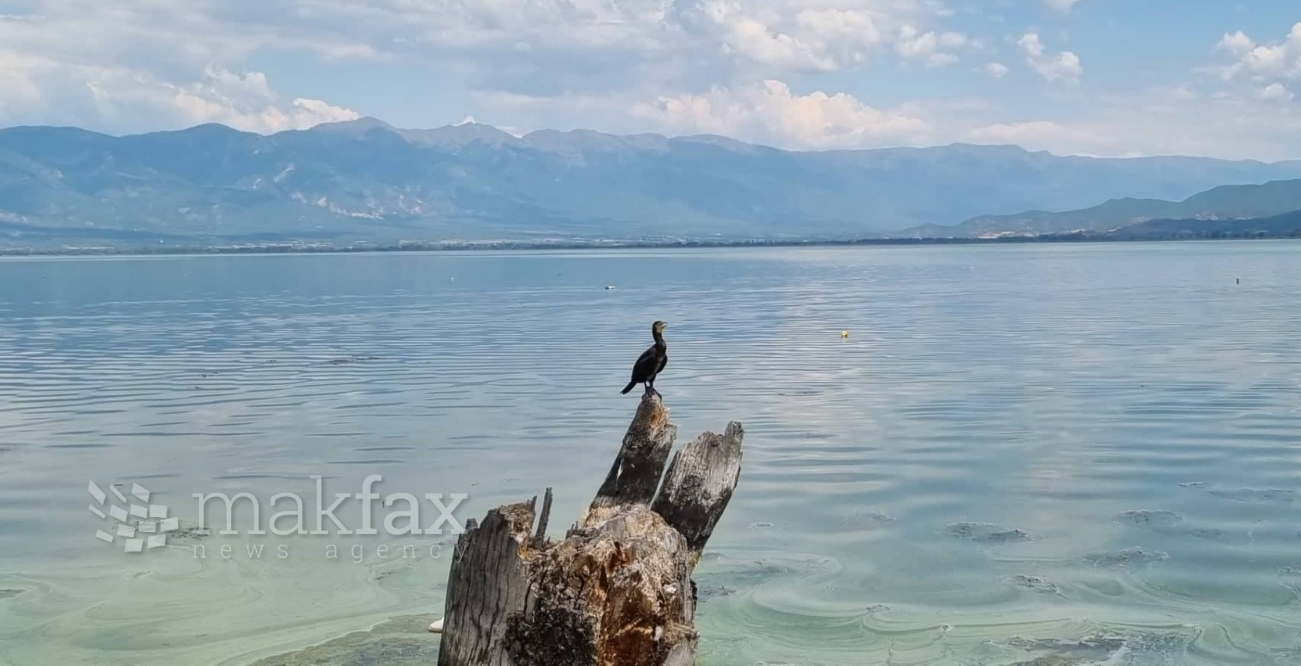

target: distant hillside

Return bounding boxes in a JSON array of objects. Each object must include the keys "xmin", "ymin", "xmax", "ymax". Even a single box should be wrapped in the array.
[
  {"xmin": 1104, "ymin": 209, "xmax": 1301, "ymax": 240},
  {"xmin": 5, "ymin": 118, "xmax": 1301, "ymax": 249},
  {"xmin": 901, "ymin": 179, "xmax": 1301, "ymax": 238}
]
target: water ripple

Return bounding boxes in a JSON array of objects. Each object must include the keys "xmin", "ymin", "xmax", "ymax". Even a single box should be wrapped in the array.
[{"xmin": 0, "ymin": 244, "xmax": 1299, "ymax": 664}]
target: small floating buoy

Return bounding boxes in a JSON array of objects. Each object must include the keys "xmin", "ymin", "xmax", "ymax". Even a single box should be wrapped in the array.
[
  {"xmin": 841, "ymin": 330, "xmax": 849, "ymax": 338},
  {"xmin": 429, "ymin": 618, "xmax": 444, "ymax": 633}
]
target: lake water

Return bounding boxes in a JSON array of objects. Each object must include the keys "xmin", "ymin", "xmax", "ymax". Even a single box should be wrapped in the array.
[{"xmin": 1, "ymin": 242, "xmax": 1299, "ymax": 665}]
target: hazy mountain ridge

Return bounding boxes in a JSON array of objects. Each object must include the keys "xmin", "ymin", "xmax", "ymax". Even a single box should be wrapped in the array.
[
  {"xmin": 4, "ymin": 118, "xmax": 1301, "ymax": 248},
  {"xmin": 903, "ymin": 179, "xmax": 1301, "ymax": 238},
  {"xmin": 1094, "ymin": 208, "xmax": 1301, "ymax": 240}
]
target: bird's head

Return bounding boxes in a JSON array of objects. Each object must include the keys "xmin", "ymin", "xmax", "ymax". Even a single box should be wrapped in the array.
[{"xmin": 652, "ymin": 320, "xmax": 667, "ymax": 334}]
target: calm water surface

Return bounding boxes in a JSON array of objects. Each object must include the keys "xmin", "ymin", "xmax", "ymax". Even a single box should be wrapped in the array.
[{"xmin": 1, "ymin": 243, "xmax": 1299, "ymax": 665}]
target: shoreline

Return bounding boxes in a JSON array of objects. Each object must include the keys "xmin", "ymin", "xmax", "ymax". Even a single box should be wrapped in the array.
[{"xmin": 2, "ymin": 231, "xmax": 1298, "ymax": 258}]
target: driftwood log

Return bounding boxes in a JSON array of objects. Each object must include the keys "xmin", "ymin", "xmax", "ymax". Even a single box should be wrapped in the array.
[{"xmin": 437, "ymin": 392, "xmax": 744, "ymax": 666}]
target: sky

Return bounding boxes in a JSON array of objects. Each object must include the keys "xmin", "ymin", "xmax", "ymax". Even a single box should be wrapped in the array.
[{"xmin": 1, "ymin": 1, "xmax": 1300, "ymax": 159}]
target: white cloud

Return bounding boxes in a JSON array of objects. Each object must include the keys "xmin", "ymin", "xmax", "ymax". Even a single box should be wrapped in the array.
[
  {"xmin": 5, "ymin": 0, "xmax": 1301, "ymax": 162},
  {"xmin": 633, "ymin": 79, "xmax": 929, "ymax": 149},
  {"xmin": 895, "ymin": 25, "xmax": 969, "ymax": 67},
  {"xmin": 1214, "ymin": 23, "xmax": 1301, "ymax": 82},
  {"xmin": 1044, "ymin": 0, "xmax": 1084, "ymax": 14},
  {"xmin": 164, "ymin": 70, "xmax": 359, "ymax": 132},
  {"xmin": 1018, "ymin": 33, "xmax": 1083, "ymax": 84},
  {"xmin": 0, "ymin": 50, "xmax": 46, "ymax": 106},
  {"xmin": 0, "ymin": 0, "xmax": 959, "ymax": 80},
  {"xmin": 0, "ymin": 0, "xmax": 980, "ymax": 131},
  {"xmin": 980, "ymin": 62, "xmax": 1010, "ymax": 79},
  {"xmin": 720, "ymin": 17, "xmax": 843, "ymax": 71},
  {"xmin": 1217, "ymin": 31, "xmax": 1256, "ymax": 58},
  {"xmin": 0, "ymin": 55, "xmax": 356, "ymax": 133},
  {"xmin": 706, "ymin": 1, "xmax": 963, "ymax": 73},
  {"xmin": 0, "ymin": 3, "xmax": 364, "ymax": 133},
  {"xmin": 1258, "ymin": 83, "xmax": 1294, "ymax": 102}
]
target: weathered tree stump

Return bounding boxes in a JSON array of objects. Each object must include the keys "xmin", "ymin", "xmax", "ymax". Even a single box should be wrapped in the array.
[{"xmin": 437, "ymin": 392, "xmax": 744, "ymax": 666}]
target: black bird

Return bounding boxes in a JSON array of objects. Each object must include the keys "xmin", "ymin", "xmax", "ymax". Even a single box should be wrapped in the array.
[{"xmin": 621, "ymin": 320, "xmax": 668, "ymax": 396}]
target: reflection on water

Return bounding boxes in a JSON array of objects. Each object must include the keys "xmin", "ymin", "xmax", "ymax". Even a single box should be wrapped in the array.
[{"xmin": 1, "ymin": 243, "xmax": 1300, "ymax": 665}]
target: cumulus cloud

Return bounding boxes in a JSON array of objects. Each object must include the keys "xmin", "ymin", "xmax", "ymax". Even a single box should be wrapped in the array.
[
  {"xmin": 980, "ymin": 62, "xmax": 1010, "ymax": 79},
  {"xmin": 1217, "ymin": 31, "xmax": 1257, "ymax": 59},
  {"xmin": 633, "ymin": 79, "xmax": 929, "ymax": 149},
  {"xmin": 0, "ymin": 53, "xmax": 356, "ymax": 133},
  {"xmin": 1044, "ymin": 0, "xmax": 1084, "ymax": 14},
  {"xmin": 162, "ymin": 69, "xmax": 359, "ymax": 132},
  {"xmin": 0, "ymin": 0, "xmax": 984, "ymax": 132},
  {"xmin": 1258, "ymin": 83, "xmax": 1294, "ymax": 102},
  {"xmin": 0, "ymin": 3, "xmax": 362, "ymax": 133},
  {"xmin": 895, "ymin": 25, "xmax": 969, "ymax": 67},
  {"xmin": 1018, "ymin": 33, "xmax": 1083, "ymax": 84},
  {"xmin": 5, "ymin": 0, "xmax": 1301, "ymax": 161},
  {"xmin": 718, "ymin": 16, "xmax": 844, "ymax": 71},
  {"xmin": 705, "ymin": 0, "xmax": 965, "ymax": 73},
  {"xmin": 1215, "ymin": 23, "xmax": 1301, "ymax": 82}
]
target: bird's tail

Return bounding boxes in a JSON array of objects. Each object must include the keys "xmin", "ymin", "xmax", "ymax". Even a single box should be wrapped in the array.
[{"xmin": 621, "ymin": 381, "xmax": 637, "ymax": 394}]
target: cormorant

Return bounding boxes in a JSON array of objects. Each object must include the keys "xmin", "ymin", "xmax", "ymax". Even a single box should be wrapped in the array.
[{"xmin": 621, "ymin": 320, "xmax": 668, "ymax": 396}]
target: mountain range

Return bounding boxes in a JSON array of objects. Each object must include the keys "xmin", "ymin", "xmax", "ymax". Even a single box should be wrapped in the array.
[
  {"xmin": 3, "ymin": 118, "xmax": 1301, "ymax": 249},
  {"xmin": 904, "ymin": 178, "xmax": 1301, "ymax": 238},
  {"xmin": 1099, "ymin": 208, "xmax": 1301, "ymax": 240}
]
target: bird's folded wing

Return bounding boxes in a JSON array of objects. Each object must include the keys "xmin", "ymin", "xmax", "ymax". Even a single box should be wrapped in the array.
[{"xmin": 632, "ymin": 346, "xmax": 656, "ymax": 373}]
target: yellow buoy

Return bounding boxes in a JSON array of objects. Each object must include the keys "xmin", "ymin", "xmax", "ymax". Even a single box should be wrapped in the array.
[{"xmin": 841, "ymin": 330, "xmax": 849, "ymax": 338}]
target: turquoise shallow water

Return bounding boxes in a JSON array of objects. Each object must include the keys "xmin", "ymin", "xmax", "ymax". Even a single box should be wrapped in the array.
[{"xmin": 0, "ymin": 242, "xmax": 1299, "ymax": 665}]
